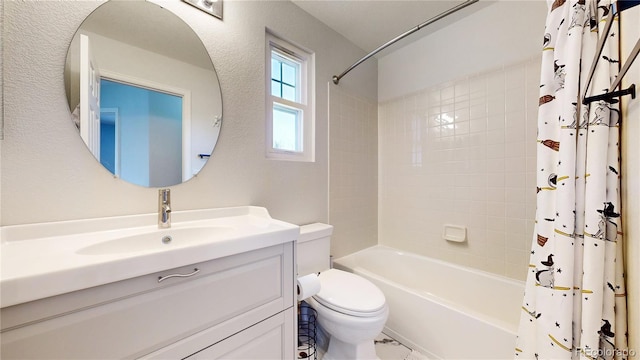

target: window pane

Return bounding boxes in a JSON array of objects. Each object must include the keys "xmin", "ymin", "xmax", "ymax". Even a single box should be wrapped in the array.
[
  {"xmin": 282, "ymin": 62, "xmax": 296, "ymax": 86},
  {"xmin": 282, "ymin": 84, "xmax": 296, "ymax": 102},
  {"xmin": 271, "ymin": 80, "xmax": 281, "ymax": 97},
  {"xmin": 273, "ymin": 105, "xmax": 301, "ymax": 152},
  {"xmin": 271, "ymin": 58, "xmax": 281, "ymax": 81}
]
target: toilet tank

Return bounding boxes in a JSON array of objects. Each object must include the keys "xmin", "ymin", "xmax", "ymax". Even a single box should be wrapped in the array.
[{"xmin": 297, "ymin": 223, "xmax": 333, "ymax": 276}]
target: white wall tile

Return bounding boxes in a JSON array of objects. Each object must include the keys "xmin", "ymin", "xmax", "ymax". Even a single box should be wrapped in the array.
[
  {"xmin": 379, "ymin": 57, "xmax": 539, "ymax": 281},
  {"xmin": 330, "ymin": 87, "xmax": 378, "ymax": 258}
]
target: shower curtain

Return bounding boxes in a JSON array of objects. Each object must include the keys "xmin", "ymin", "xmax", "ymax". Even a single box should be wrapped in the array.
[{"xmin": 515, "ymin": 0, "xmax": 628, "ymax": 359}]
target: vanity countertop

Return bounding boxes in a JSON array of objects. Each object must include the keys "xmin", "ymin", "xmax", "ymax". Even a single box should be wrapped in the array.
[{"xmin": 0, "ymin": 206, "xmax": 299, "ymax": 308}]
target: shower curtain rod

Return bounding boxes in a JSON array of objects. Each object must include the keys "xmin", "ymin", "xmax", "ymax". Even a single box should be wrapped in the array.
[
  {"xmin": 582, "ymin": 0, "xmax": 640, "ymax": 105},
  {"xmin": 332, "ymin": 0, "xmax": 479, "ymax": 85}
]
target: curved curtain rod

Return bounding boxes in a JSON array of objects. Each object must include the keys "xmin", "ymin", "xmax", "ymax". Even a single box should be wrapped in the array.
[{"xmin": 332, "ymin": 0, "xmax": 480, "ymax": 85}]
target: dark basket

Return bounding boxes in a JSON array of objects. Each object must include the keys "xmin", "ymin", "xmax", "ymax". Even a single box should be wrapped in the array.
[{"xmin": 298, "ymin": 301, "xmax": 318, "ymax": 359}]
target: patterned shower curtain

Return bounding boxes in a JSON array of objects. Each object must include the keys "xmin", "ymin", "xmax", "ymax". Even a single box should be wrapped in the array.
[{"xmin": 515, "ymin": 0, "xmax": 628, "ymax": 359}]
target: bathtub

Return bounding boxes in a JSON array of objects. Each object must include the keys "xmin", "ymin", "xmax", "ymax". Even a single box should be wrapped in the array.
[{"xmin": 333, "ymin": 245, "xmax": 524, "ymax": 360}]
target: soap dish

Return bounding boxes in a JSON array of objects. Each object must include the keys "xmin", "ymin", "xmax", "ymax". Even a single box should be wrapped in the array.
[{"xmin": 443, "ymin": 224, "xmax": 467, "ymax": 243}]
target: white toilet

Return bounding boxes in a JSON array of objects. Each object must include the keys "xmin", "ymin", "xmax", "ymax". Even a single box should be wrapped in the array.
[{"xmin": 298, "ymin": 224, "xmax": 389, "ymax": 360}]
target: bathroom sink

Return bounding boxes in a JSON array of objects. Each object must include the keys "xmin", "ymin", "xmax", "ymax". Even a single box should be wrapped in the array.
[
  {"xmin": 76, "ymin": 226, "xmax": 234, "ymax": 255},
  {"xmin": 1, "ymin": 206, "xmax": 299, "ymax": 308}
]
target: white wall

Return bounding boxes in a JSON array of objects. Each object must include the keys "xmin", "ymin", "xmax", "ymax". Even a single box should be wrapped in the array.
[
  {"xmin": 378, "ymin": 1, "xmax": 547, "ymax": 101},
  {"xmin": 377, "ymin": 0, "xmax": 546, "ymax": 280},
  {"xmin": 0, "ymin": 0, "xmax": 3, "ymax": 234},
  {"xmin": 621, "ymin": 5, "xmax": 640, "ymax": 357},
  {"xmin": 1, "ymin": 0, "xmax": 376, "ymax": 227}
]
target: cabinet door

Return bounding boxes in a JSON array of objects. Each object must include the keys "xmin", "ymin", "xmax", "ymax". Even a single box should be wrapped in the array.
[{"xmin": 186, "ymin": 310, "xmax": 295, "ymax": 360}]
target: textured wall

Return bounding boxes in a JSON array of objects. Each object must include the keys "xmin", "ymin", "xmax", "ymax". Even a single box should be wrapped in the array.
[
  {"xmin": 1, "ymin": 0, "xmax": 4, "ymax": 231},
  {"xmin": 1, "ymin": 0, "xmax": 376, "ymax": 227}
]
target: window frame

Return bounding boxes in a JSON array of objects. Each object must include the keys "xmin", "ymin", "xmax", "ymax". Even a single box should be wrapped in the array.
[{"xmin": 265, "ymin": 32, "xmax": 315, "ymax": 162}]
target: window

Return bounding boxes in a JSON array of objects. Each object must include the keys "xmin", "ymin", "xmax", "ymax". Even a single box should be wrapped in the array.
[{"xmin": 266, "ymin": 33, "xmax": 314, "ymax": 161}]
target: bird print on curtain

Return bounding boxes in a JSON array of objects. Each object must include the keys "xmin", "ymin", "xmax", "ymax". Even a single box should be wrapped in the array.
[{"xmin": 515, "ymin": 0, "xmax": 628, "ymax": 359}]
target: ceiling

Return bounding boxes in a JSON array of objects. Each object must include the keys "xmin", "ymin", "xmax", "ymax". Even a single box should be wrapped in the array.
[
  {"xmin": 291, "ymin": 0, "xmax": 493, "ymax": 56},
  {"xmin": 82, "ymin": 0, "xmax": 492, "ymax": 70}
]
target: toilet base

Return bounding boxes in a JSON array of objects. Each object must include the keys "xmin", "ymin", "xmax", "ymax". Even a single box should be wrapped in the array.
[{"xmin": 323, "ymin": 336, "xmax": 379, "ymax": 360}]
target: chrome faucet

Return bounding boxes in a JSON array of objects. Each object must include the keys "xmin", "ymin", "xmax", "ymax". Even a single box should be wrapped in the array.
[{"xmin": 158, "ymin": 189, "xmax": 172, "ymax": 228}]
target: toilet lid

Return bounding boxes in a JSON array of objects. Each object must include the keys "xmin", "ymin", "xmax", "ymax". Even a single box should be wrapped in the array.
[{"xmin": 313, "ymin": 269, "xmax": 386, "ymax": 316}]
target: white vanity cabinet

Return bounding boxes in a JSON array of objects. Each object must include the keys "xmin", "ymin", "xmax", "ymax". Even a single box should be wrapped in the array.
[{"xmin": 0, "ymin": 242, "xmax": 296, "ymax": 359}]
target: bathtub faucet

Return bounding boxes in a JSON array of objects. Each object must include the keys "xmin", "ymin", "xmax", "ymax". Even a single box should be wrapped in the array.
[{"xmin": 158, "ymin": 189, "xmax": 171, "ymax": 228}]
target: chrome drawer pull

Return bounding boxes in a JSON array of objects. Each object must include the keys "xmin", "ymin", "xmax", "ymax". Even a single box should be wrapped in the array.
[{"xmin": 158, "ymin": 268, "xmax": 200, "ymax": 283}]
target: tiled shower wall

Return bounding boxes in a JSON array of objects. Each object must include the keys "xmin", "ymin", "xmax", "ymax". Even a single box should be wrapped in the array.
[
  {"xmin": 379, "ymin": 56, "xmax": 541, "ymax": 281},
  {"xmin": 329, "ymin": 86, "xmax": 378, "ymax": 259}
]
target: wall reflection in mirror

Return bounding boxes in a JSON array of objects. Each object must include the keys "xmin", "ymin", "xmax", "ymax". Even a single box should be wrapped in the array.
[{"xmin": 64, "ymin": 0, "xmax": 222, "ymax": 188}]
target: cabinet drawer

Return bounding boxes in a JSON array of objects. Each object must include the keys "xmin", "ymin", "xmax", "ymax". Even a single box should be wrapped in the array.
[
  {"xmin": 186, "ymin": 310, "xmax": 295, "ymax": 360},
  {"xmin": 1, "ymin": 243, "xmax": 294, "ymax": 359},
  {"xmin": 141, "ymin": 308, "xmax": 295, "ymax": 359},
  {"xmin": 2, "ymin": 243, "xmax": 293, "ymax": 331}
]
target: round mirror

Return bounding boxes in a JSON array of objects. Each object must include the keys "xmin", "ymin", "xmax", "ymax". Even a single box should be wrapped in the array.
[{"xmin": 64, "ymin": 1, "xmax": 222, "ymax": 187}]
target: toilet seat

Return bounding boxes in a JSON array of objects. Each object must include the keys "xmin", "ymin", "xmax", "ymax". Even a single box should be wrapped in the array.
[{"xmin": 312, "ymin": 269, "xmax": 386, "ymax": 317}]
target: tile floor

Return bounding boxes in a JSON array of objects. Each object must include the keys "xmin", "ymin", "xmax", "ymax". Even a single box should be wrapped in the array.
[
  {"xmin": 374, "ymin": 333, "xmax": 429, "ymax": 360},
  {"xmin": 299, "ymin": 332, "xmax": 428, "ymax": 360}
]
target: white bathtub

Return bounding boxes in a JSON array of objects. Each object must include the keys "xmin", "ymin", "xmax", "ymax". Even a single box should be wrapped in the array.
[{"xmin": 333, "ymin": 245, "xmax": 524, "ymax": 360}]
